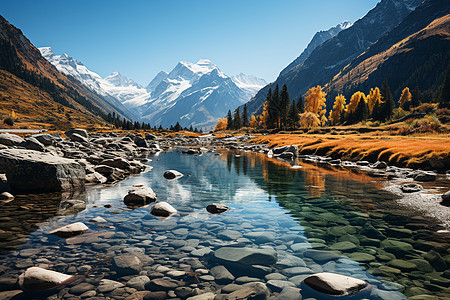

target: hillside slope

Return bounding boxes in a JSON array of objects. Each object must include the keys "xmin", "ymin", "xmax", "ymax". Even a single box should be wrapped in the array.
[
  {"xmin": 0, "ymin": 15, "xmax": 127, "ymax": 128},
  {"xmin": 326, "ymin": 0, "xmax": 450, "ymax": 100}
]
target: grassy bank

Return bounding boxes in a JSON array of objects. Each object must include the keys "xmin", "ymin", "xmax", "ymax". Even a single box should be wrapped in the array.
[{"xmin": 251, "ymin": 133, "xmax": 450, "ymax": 170}]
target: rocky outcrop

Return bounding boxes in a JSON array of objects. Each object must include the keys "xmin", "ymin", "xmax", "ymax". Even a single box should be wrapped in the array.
[{"xmin": 0, "ymin": 149, "xmax": 85, "ymax": 193}]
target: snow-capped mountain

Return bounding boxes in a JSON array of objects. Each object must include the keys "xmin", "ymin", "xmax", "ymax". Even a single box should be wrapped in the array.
[
  {"xmin": 39, "ymin": 47, "xmax": 143, "ymax": 119},
  {"xmin": 137, "ymin": 60, "xmax": 266, "ymax": 130},
  {"xmin": 146, "ymin": 71, "xmax": 168, "ymax": 92},
  {"xmin": 39, "ymin": 47, "xmax": 106, "ymax": 96},
  {"xmin": 231, "ymin": 73, "xmax": 268, "ymax": 100},
  {"xmin": 40, "ymin": 47, "xmax": 266, "ymax": 130},
  {"xmin": 280, "ymin": 21, "xmax": 352, "ymax": 76},
  {"xmin": 99, "ymin": 72, "xmax": 147, "ymax": 106}
]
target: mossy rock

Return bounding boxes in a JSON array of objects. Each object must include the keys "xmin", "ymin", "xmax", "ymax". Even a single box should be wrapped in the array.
[{"xmin": 388, "ymin": 259, "xmax": 417, "ymax": 271}]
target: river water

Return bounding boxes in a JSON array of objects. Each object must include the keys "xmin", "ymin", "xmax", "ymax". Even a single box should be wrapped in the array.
[{"xmin": 0, "ymin": 149, "xmax": 448, "ymax": 299}]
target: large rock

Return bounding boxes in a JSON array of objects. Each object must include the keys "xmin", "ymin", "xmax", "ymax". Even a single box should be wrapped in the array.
[
  {"xmin": 0, "ymin": 133, "xmax": 24, "ymax": 146},
  {"xmin": 134, "ymin": 135, "xmax": 148, "ymax": 148},
  {"xmin": 124, "ymin": 185, "xmax": 157, "ymax": 206},
  {"xmin": 151, "ymin": 202, "xmax": 177, "ymax": 217},
  {"xmin": 65, "ymin": 128, "xmax": 88, "ymax": 139},
  {"xmin": 113, "ymin": 254, "xmax": 143, "ymax": 276},
  {"xmin": 30, "ymin": 133, "xmax": 55, "ymax": 146},
  {"xmin": 206, "ymin": 203, "xmax": 229, "ymax": 214},
  {"xmin": 213, "ymin": 247, "xmax": 277, "ymax": 266},
  {"xmin": 163, "ymin": 170, "xmax": 183, "ymax": 180},
  {"xmin": 49, "ymin": 222, "xmax": 89, "ymax": 238},
  {"xmin": 19, "ymin": 267, "xmax": 74, "ymax": 291},
  {"xmin": 301, "ymin": 273, "xmax": 371, "ymax": 297},
  {"xmin": 401, "ymin": 183, "xmax": 422, "ymax": 193},
  {"xmin": 69, "ymin": 133, "xmax": 89, "ymax": 144},
  {"xmin": 101, "ymin": 157, "xmax": 131, "ymax": 170},
  {"xmin": 225, "ymin": 282, "xmax": 270, "ymax": 300},
  {"xmin": 0, "ymin": 149, "xmax": 85, "ymax": 193},
  {"xmin": 211, "ymin": 265, "xmax": 235, "ymax": 284},
  {"xmin": 441, "ymin": 190, "xmax": 450, "ymax": 206},
  {"xmin": 22, "ymin": 137, "xmax": 45, "ymax": 152}
]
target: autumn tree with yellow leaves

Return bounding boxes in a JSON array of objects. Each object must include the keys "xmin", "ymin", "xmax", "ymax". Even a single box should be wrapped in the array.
[
  {"xmin": 214, "ymin": 118, "xmax": 228, "ymax": 131},
  {"xmin": 305, "ymin": 85, "xmax": 327, "ymax": 116},
  {"xmin": 329, "ymin": 94, "xmax": 346, "ymax": 125},
  {"xmin": 367, "ymin": 87, "xmax": 381, "ymax": 115},
  {"xmin": 399, "ymin": 87, "xmax": 412, "ymax": 110}
]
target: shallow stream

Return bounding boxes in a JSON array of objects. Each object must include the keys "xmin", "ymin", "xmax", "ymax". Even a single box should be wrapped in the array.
[{"xmin": 0, "ymin": 149, "xmax": 449, "ymax": 299}]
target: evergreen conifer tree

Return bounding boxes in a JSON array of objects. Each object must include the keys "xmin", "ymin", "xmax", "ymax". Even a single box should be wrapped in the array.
[
  {"xmin": 233, "ymin": 108, "xmax": 242, "ymax": 129},
  {"xmin": 288, "ymin": 101, "xmax": 300, "ymax": 129},
  {"xmin": 411, "ymin": 86, "xmax": 422, "ymax": 108},
  {"xmin": 380, "ymin": 79, "xmax": 394, "ymax": 122},
  {"xmin": 280, "ymin": 84, "xmax": 290, "ymax": 129},
  {"xmin": 297, "ymin": 95, "xmax": 305, "ymax": 113},
  {"xmin": 271, "ymin": 85, "xmax": 280, "ymax": 128},
  {"xmin": 242, "ymin": 104, "xmax": 249, "ymax": 127},
  {"xmin": 439, "ymin": 63, "xmax": 450, "ymax": 108},
  {"xmin": 226, "ymin": 110, "xmax": 233, "ymax": 130}
]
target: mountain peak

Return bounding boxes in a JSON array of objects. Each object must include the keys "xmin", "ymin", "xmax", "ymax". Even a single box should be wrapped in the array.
[
  {"xmin": 38, "ymin": 46, "xmax": 54, "ymax": 57},
  {"xmin": 338, "ymin": 20, "xmax": 353, "ymax": 30}
]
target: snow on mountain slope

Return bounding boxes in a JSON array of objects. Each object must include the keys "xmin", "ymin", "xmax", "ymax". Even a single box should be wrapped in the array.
[
  {"xmin": 39, "ymin": 47, "xmax": 144, "ymax": 118},
  {"xmin": 231, "ymin": 73, "xmax": 267, "ymax": 99},
  {"xmin": 146, "ymin": 71, "xmax": 168, "ymax": 92},
  {"xmin": 137, "ymin": 60, "xmax": 266, "ymax": 130},
  {"xmin": 39, "ymin": 47, "xmax": 106, "ymax": 96}
]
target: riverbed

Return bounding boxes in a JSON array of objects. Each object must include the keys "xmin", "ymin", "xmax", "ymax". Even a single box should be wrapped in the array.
[{"xmin": 0, "ymin": 149, "xmax": 449, "ymax": 299}]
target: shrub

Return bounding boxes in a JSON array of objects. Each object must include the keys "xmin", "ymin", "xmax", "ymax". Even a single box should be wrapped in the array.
[
  {"xmin": 3, "ymin": 117, "xmax": 14, "ymax": 126},
  {"xmin": 436, "ymin": 108, "xmax": 450, "ymax": 123},
  {"xmin": 392, "ymin": 108, "xmax": 409, "ymax": 120},
  {"xmin": 411, "ymin": 103, "xmax": 438, "ymax": 114}
]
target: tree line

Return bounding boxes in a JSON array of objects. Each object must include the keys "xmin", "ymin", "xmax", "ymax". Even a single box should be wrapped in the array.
[{"xmin": 215, "ymin": 68, "xmax": 449, "ymax": 131}]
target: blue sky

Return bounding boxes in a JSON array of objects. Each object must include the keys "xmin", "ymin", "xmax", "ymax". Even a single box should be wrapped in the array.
[{"xmin": 1, "ymin": 0, "xmax": 379, "ymax": 85}]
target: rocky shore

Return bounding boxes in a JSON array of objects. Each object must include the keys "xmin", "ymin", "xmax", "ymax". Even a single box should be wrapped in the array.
[{"xmin": 0, "ymin": 130, "xmax": 448, "ymax": 299}]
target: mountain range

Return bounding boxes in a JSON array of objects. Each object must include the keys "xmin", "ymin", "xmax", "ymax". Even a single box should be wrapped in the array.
[
  {"xmin": 243, "ymin": 0, "xmax": 425, "ymax": 116},
  {"xmin": 39, "ymin": 49, "xmax": 266, "ymax": 130}
]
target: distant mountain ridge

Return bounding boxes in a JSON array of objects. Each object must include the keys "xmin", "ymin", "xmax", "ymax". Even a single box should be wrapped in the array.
[
  {"xmin": 40, "ymin": 49, "xmax": 266, "ymax": 130},
  {"xmin": 244, "ymin": 0, "xmax": 423, "ymax": 116},
  {"xmin": 0, "ymin": 15, "xmax": 130, "ymax": 127},
  {"xmin": 280, "ymin": 21, "xmax": 352, "ymax": 77},
  {"xmin": 137, "ymin": 60, "xmax": 267, "ymax": 130}
]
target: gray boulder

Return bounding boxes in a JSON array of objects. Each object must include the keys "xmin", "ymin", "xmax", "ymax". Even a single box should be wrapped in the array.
[
  {"xmin": 22, "ymin": 137, "xmax": 45, "ymax": 152},
  {"xmin": 0, "ymin": 149, "xmax": 85, "ymax": 193},
  {"xmin": 213, "ymin": 247, "xmax": 277, "ymax": 266},
  {"xmin": 225, "ymin": 282, "xmax": 270, "ymax": 300},
  {"xmin": 69, "ymin": 133, "xmax": 89, "ymax": 144},
  {"xmin": 441, "ymin": 190, "xmax": 450, "ymax": 206},
  {"xmin": 0, "ymin": 133, "xmax": 24, "ymax": 146},
  {"xmin": 124, "ymin": 184, "xmax": 157, "ymax": 206},
  {"xmin": 134, "ymin": 135, "xmax": 148, "ymax": 148},
  {"xmin": 151, "ymin": 202, "xmax": 177, "ymax": 217},
  {"xmin": 206, "ymin": 203, "xmax": 229, "ymax": 214},
  {"xmin": 100, "ymin": 157, "xmax": 131, "ymax": 170},
  {"xmin": 19, "ymin": 267, "xmax": 74, "ymax": 291},
  {"xmin": 49, "ymin": 222, "xmax": 89, "ymax": 238},
  {"xmin": 301, "ymin": 272, "xmax": 370, "ymax": 297},
  {"xmin": 163, "ymin": 170, "xmax": 183, "ymax": 179},
  {"xmin": 30, "ymin": 133, "xmax": 54, "ymax": 146},
  {"xmin": 401, "ymin": 183, "xmax": 423, "ymax": 193},
  {"xmin": 65, "ymin": 128, "xmax": 88, "ymax": 138},
  {"xmin": 113, "ymin": 254, "xmax": 143, "ymax": 276}
]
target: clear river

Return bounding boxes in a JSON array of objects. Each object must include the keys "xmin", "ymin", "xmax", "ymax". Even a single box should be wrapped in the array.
[{"xmin": 0, "ymin": 149, "xmax": 448, "ymax": 299}]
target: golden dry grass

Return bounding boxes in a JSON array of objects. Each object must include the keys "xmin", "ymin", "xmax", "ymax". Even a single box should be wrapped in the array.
[{"xmin": 251, "ymin": 133, "xmax": 450, "ymax": 168}]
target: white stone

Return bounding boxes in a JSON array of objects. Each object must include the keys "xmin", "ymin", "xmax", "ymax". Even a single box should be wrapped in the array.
[
  {"xmin": 163, "ymin": 170, "xmax": 183, "ymax": 180},
  {"xmin": 302, "ymin": 272, "xmax": 369, "ymax": 296},
  {"xmin": 19, "ymin": 267, "xmax": 73, "ymax": 291},
  {"xmin": 151, "ymin": 202, "xmax": 177, "ymax": 217},
  {"xmin": 49, "ymin": 222, "xmax": 89, "ymax": 238}
]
